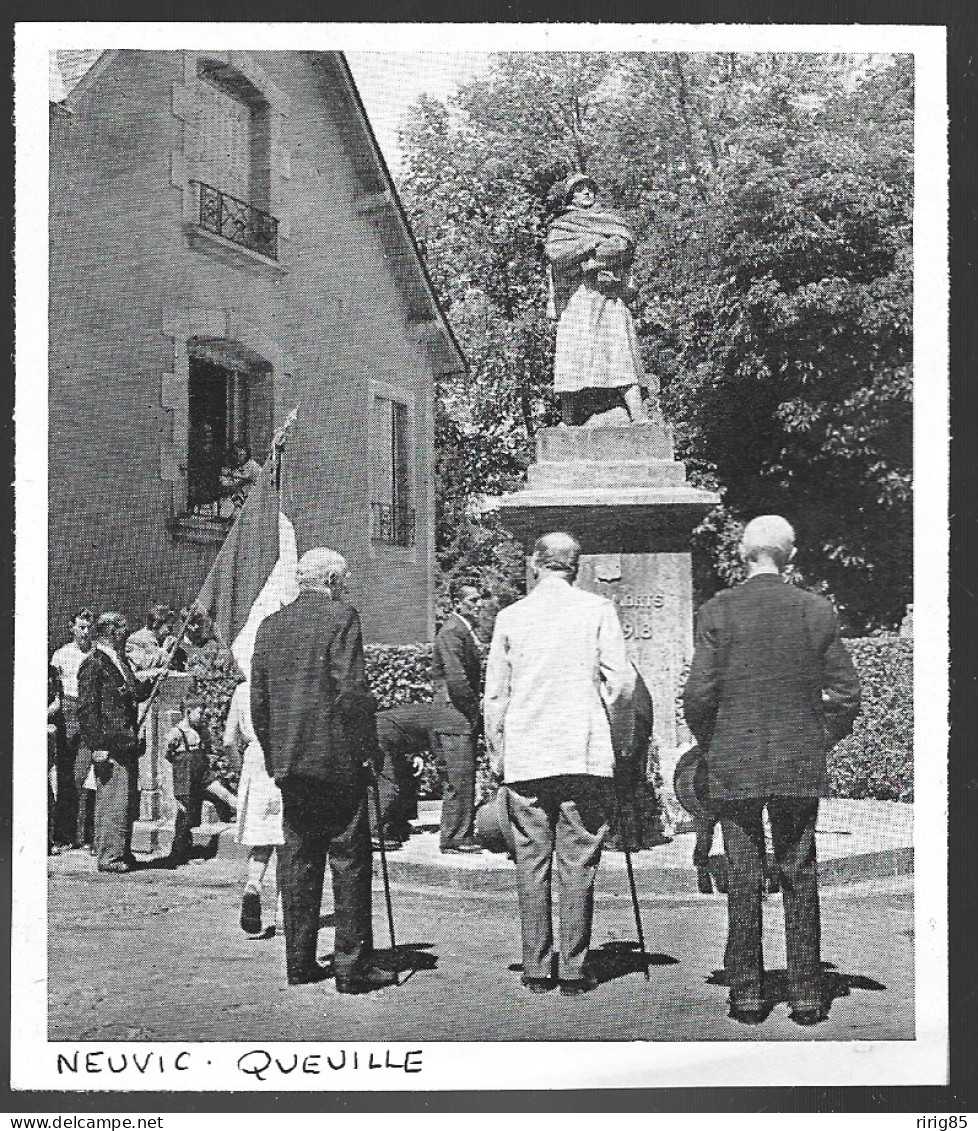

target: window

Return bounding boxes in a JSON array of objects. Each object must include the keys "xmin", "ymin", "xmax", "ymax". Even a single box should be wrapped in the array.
[
  {"xmin": 186, "ymin": 340, "xmax": 273, "ymax": 519},
  {"xmin": 188, "ymin": 60, "xmax": 277, "ymax": 260},
  {"xmin": 370, "ymin": 393, "xmax": 415, "ymax": 547}
]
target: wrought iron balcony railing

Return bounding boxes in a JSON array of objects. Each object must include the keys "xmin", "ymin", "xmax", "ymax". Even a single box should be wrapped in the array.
[
  {"xmin": 191, "ymin": 180, "xmax": 279, "ymax": 260},
  {"xmin": 371, "ymin": 502, "xmax": 416, "ymax": 548}
]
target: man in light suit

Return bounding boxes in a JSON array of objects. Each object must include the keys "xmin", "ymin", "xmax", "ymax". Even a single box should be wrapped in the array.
[
  {"xmin": 484, "ymin": 532, "xmax": 632, "ymax": 995},
  {"xmin": 683, "ymin": 516, "xmax": 861, "ymax": 1026}
]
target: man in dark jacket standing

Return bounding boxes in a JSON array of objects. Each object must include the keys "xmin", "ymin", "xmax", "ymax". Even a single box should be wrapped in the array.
[
  {"xmin": 431, "ymin": 581, "xmax": 485, "ymax": 853},
  {"xmin": 77, "ymin": 613, "xmax": 153, "ymax": 873},
  {"xmin": 682, "ymin": 516, "xmax": 861, "ymax": 1027},
  {"xmin": 251, "ymin": 548, "xmax": 395, "ymax": 993}
]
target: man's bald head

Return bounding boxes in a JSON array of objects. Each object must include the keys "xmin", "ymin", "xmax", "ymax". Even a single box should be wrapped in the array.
[
  {"xmin": 296, "ymin": 547, "xmax": 349, "ymax": 595},
  {"xmin": 741, "ymin": 516, "xmax": 796, "ymax": 572},
  {"xmin": 531, "ymin": 532, "xmax": 582, "ymax": 581}
]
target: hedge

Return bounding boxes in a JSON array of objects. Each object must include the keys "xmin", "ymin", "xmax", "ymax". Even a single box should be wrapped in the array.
[
  {"xmin": 829, "ymin": 636, "xmax": 913, "ymax": 802},
  {"xmin": 190, "ymin": 635, "xmax": 913, "ymax": 805}
]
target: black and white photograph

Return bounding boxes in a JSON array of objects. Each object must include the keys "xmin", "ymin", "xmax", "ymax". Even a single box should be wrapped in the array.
[{"xmin": 12, "ymin": 20, "xmax": 949, "ymax": 1095}]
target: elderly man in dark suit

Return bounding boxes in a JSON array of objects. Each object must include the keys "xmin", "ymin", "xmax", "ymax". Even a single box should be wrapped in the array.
[
  {"xmin": 431, "ymin": 580, "xmax": 486, "ymax": 854},
  {"xmin": 683, "ymin": 516, "xmax": 861, "ymax": 1027},
  {"xmin": 251, "ymin": 547, "xmax": 395, "ymax": 993},
  {"xmin": 77, "ymin": 612, "xmax": 153, "ymax": 873}
]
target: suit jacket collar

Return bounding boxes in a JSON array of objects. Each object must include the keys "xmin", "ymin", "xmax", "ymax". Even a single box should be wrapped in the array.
[
  {"xmin": 96, "ymin": 642, "xmax": 135, "ymax": 686},
  {"xmin": 531, "ymin": 573, "xmax": 572, "ymax": 595},
  {"xmin": 743, "ymin": 573, "xmax": 785, "ymax": 586},
  {"xmin": 450, "ymin": 611, "xmax": 481, "ymax": 647}
]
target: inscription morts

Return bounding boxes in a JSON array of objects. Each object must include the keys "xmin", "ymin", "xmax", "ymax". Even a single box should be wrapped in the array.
[{"xmin": 576, "ymin": 553, "xmax": 692, "ymax": 759}]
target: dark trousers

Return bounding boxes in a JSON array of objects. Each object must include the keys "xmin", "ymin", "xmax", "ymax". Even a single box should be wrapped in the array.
[
  {"xmin": 170, "ymin": 787, "xmax": 204, "ymax": 862},
  {"xmin": 505, "ymin": 775, "xmax": 610, "ymax": 981},
  {"xmin": 368, "ymin": 755, "xmax": 417, "ymax": 843},
  {"xmin": 432, "ymin": 731, "xmax": 475, "ymax": 848},
  {"xmin": 94, "ymin": 750, "xmax": 140, "ymax": 869},
  {"xmin": 72, "ymin": 744, "xmax": 95, "ymax": 845},
  {"xmin": 279, "ymin": 780, "xmax": 373, "ymax": 982},
  {"xmin": 719, "ymin": 797, "xmax": 822, "ymax": 1012},
  {"xmin": 57, "ymin": 699, "xmax": 92, "ymax": 845}
]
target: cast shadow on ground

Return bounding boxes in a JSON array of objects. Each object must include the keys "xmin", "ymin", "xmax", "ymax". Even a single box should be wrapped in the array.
[
  {"xmin": 316, "ymin": 943, "xmax": 438, "ymax": 985},
  {"xmin": 250, "ymin": 912, "xmax": 337, "ymax": 941},
  {"xmin": 131, "ymin": 840, "xmax": 222, "ymax": 870},
  {"xmin": 706, "ymin": 961, "xmax": 886, "ymax": 1008},
  {"xmin": 508, "ymin": 941, "xmax": 679, "ymax": 987}
]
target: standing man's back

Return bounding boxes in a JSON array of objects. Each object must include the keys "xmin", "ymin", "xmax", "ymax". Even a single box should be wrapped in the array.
[
  {"xmin": 484, "ymin": 531, "xmax": 632, "ymax": 995},
  {"xmin": 685, "ymin": 576, "xmax": 858, "ymax": 802},
  {"xmin": 251, "ymin": 548, "xmax": 395, "ymax": 994},
  {"xmin": 487, "ymin": 578, "xmax": 625, "ymax": 783},
  {"xmin": 682, "ymin": 516, "xmax": 860, "ymax": 1027}
]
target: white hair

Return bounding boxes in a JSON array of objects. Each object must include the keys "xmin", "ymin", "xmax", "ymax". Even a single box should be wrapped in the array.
[
  {"xmin": 741, "ymin": 516, "xmax": 795, "ymax": 569},
  {"xmin": 532, "ymin": 531, "xmax": 581, "ymax": 579},
  {"xmin": 296, "ymin": 547, "xmax": 348, "ymax": 592}
]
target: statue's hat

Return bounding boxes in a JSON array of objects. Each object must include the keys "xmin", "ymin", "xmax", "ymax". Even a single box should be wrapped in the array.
[{"xmin": 563, "ymin": 171, "xmax": 599, "ymax": 203}]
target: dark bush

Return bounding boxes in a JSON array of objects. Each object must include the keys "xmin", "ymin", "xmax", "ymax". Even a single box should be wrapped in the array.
[
  {"xmin": 364, "ymin": 643, "xmax": 496, "ymax": 802},
  {"xmin": 184, "ymin": 643, "xmax": 241, "ymax": 790},
  {"xmin": 186, "ymin": 634, "xmax": 913, "ymax": 805},
  {"xmin": 830, "ymin": 636, "xmax": 913, "ymax": 802}
]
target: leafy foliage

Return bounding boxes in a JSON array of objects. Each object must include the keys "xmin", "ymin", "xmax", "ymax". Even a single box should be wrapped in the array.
[
  {"xmin": 184, "ymin": 644, "xmax": 241, "ymax": 790},
  {"xmin": 182, "ymin": 633, "xmax": 912, "ymax": 804},
  {"xmin": 830, "ymin": 636, "xmax": 913, "ymax": 801},
  {"xmin": 399, "ymin": 53, "xmax": 913, "ymax": 629}
]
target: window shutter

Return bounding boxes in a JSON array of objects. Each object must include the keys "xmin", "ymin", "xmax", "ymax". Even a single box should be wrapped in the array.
[{"xmin": 197, "ymin": 79, "xmax": 252, "ymax": 202}]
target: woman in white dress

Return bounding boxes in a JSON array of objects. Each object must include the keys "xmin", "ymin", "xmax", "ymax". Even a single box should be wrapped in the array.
[{"xmin": 225, "ymin": 681, "xmax": 283, "ymax": 937}]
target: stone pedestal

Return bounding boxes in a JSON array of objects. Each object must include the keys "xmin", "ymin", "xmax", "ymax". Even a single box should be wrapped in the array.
[
  {"xmin": 137, "ymin": 672, "xmax": 191, "ymax": 847},
  {"xmin": 498, "ymin": 418, "xmax": 719, "ymax": 832}
]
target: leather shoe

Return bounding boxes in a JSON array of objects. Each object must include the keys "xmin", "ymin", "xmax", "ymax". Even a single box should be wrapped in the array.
[
  {"xmin": 559, "ymin": 972, "xmax": 598, "ymax": 996},
  {"xmin": 287, "ymin": 964, "xmax": 331, "ymax": 986},
  {"xmin": 335, "ymin": 965, "xmax": 398, "ymax": 994},
  {"xmin": 240, "ymin": 890, "xmax": 262, "ymax": 936},
  {"xmin": 98, "ymin": 862, "xmax": 132, "ymax": 873},
  {"xmin": 790, "ymin": 1006, "xmax": 829, "ymax": 1026},
  {"xmin": 728, "ymin": 1003, "xmax": 771, "ymax": 1025},
  {"xmin": 521, "ymin": 976, "xmax": 556, "ymax": 994}
]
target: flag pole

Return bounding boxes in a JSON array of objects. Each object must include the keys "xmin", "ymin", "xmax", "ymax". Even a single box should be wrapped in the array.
[{"xmin": 136, "ymin": 405, "xmax": 301, "ymax": 730}]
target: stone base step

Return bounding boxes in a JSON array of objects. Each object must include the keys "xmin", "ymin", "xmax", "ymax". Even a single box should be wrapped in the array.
[{"xmin": 528, "ymin": 460, "xmax": 687, "ymax": 489}]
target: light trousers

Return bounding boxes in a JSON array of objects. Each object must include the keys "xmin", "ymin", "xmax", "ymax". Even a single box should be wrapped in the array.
[{"xmin": 505, "ymin": 774, "xmax": 610, "ymax": 981}]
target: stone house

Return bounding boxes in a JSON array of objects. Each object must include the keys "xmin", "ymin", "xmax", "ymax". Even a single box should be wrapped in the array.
[{"xmin": 48, "ymin": 49, "xmax": 462, "ymax": 650}]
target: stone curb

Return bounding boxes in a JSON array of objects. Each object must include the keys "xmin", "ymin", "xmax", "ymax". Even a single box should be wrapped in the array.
[{"xmin": 130, "ymin": 819, "xmax": 913, "ymax": 896}]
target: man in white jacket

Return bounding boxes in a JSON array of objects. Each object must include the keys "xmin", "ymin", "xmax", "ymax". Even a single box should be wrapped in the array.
[{"xmin": 484, "ymin": 531, "xmax": 632, "ymax": 995}]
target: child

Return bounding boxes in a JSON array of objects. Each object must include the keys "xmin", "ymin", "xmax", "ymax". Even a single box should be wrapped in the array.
[
  {"xmin": 224, "ymin": 681, "xmax": 282, "ymax": 937},
  {"xmin": 163, "ymin": 694, "xmax": 236, "ymax": 864}
]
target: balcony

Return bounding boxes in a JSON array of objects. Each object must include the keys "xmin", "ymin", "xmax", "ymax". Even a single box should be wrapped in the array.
[
  {"xmin": 192, "ymin": 180, "xmax": 278, "ymax": 257},
  {"xmin": 371, "ymin": 503, "xmax": 416, "ymax": 548},
  {"xmin": 185, "ymin": 181, "xmax": 286, "ymax": 277}
]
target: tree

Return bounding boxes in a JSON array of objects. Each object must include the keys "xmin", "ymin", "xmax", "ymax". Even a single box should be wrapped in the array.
[
  {"xmin": 398, "ymin": 53, "xmax": 913, "ymax": 629},
  {"xmin": 663, "ymin": 60, "xmax": 913, "ymax": 627}
]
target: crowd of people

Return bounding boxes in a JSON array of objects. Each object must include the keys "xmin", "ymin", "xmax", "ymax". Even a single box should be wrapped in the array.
[{"xmin": 48, "ymin": 515, "xmax": 862, "ymax": 1022}]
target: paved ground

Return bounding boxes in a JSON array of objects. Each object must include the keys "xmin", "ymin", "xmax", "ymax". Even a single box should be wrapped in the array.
[{"xmin": 48, "ymin": 814, "xmax": 914, "ymax": 1042}]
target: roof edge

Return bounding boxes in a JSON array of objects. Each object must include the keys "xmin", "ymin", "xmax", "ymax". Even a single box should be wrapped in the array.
[{"xmin": 326, "ymin": 52, "xmax": 466, "ymax": 376}]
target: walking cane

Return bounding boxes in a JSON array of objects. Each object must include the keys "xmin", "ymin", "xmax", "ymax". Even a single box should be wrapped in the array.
[
  {"xmin": 616, "ymin": 786, "xmax": 650, "ymax": 981},
  {"xmin": 368, "ymin": 768, "xmax": 400, "ymax": 986},
  {"xmin": 623, "ymin": 839, "xmax": 650, "ymax": 981}
]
